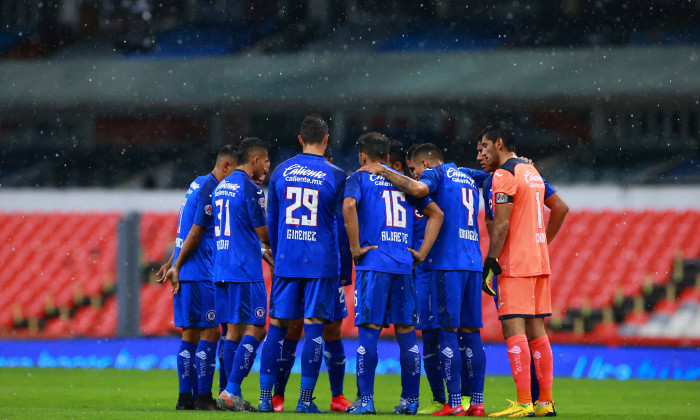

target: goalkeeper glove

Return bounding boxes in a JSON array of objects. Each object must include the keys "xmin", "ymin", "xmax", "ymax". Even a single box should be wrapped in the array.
[{"xmin": 482, "ymin": 257, "xmax": 501, "ymax": 296}]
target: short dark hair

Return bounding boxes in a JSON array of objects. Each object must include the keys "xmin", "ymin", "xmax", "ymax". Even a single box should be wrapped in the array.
[
  {"xmin": 300, "ymin": 114, "xmax": 329, "ymax": 145},
  {"xmin": 356, "ymin": 132, "xmax": 390, "ymax": 161},
  {"xmin": 406, "ymin": 143, "xmax": 420, "ymax": 161},
  {"xmin": 217, "ymin": 144, "xmax": 236, "ymax": 161},
  {"xmin": 411, "ymin": 143, "xmax": 443, "ymax": 163},
  {"xmin": 236, "ymin": 137, "xmax": 268, "ymax": 163},
  {"xmin": 388, "ymin": 140, "xmax": 407, "ymax": 172},
  {"xmin": 479, "ymin": 122, "xmax": 516, "ymax": 152}
]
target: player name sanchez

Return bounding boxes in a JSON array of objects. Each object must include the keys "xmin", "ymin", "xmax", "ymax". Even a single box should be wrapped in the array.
[
  {"xmin": 382, "ymin": 231, "xmax": 409, "ymax": 244},
  {"xmin": 286, "ymin": 228, "xmax": 317, "ymax": 241}
]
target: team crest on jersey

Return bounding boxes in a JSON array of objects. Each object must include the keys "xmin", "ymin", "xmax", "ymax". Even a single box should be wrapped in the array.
[
  {"xmin": 204, "ymin": 204, "xmax": 212, "ymax": 215},
  {"xmin": 206, "ymin": 310, "xmax": 216, "ymax": 322},
  {"xmin": 255, "ymin": 307, "xmax": 265, "ymax": 319},
  {"xmin": 414, "ymin": 209, "xmax": 425, "ymax": 218},
  {"xmin": 495, "ymin": 192, "xmax": 510, "ymax": 204}
]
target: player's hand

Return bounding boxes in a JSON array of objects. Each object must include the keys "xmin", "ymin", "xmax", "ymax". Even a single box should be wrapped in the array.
[
  {"xmin": 164, "ymin": 267, "xmax": 181, "ymax": 294},
  {"xmin": 407, "ymin": 247, "xmax": 426, "ymax": 267},
  {"xmin": 155, "ymin": 262, "xmax": 171, "ymax": 283},
  {"xmin": 262, "ymin": 249, "xmax": 274, "ymax": 267},
  {"xmin": 351, "ymin": 245, "xmax": 378, "ymax": 265},
  {"xmin": 340, "ymin": 278, "xmax": 349, "ymax": 286},
  {"xmin": 519, "ymin": 156, "xmax": 534, "ymax": 165},
  {"xmin": 482, "ymin": 257, "xmax": 501, "ymax": 296},
  {"xmin": 357, "ymin": 163, "xmax": 384, "ymax": 175}
]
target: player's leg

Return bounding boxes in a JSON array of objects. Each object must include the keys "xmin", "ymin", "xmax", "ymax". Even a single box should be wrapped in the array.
[
  {"xmin": 324, "ymin": 282, "xmax": 351, "ymax": 412},
  {"xmin": 389, "ymin": 273, "xmax": 421, "ymax": 415},
  {"xmin": 217, "ymin": 282, "xmax": 267, "ymax": 412},
  {"xmin": 215, "ymin": 281, "xmax": 229, "ymax": 394},
  {"xmin": 272, "ymin": 318, "xmax": 303, "ymax": 412},
  {"xmin": 173, "ymin": 281, "xmax": 198, "ymax": 410},
  {"xmin": 296, "ymin": 277, "xmax": 335, "ymax": 413},
  {"xmin": 259, "ymin": 276, "xmax": 299, "ymax": 412},
  {"xmin": 191, "ymin": 281, "xmax": 220, "ymax": 410},
  {"xmin": 490, "ymin": 277, "xmax": 535, "ymax": 418},
  {"xmin": 459, "ymin": 270, "xmax": 486, "ymax": 416},
  {"xmin": 217, "ymin": 324, "xmax": 227, "ymax": 394},
  {"xmin": 349, "ymin": 271, "xmax": 390, "ymax": 415},
  {"xmin": 416, "ymin": 269, "xmax": 446, "ymax": 414},
  {"xmin": 529, "ymin": 275, "xmax": 555, "ymax": 417},
  {"xmin": 434, "ymin": 271, "xmax": 465, "ymax": 415}
]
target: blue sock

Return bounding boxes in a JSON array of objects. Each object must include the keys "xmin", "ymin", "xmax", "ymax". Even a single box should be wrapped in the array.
[
  {"xmin": 275, "ymin": 337, "xmax": 298, "ymax": 397},
  {"xmin": 177, "ymin": 340, "xmax": 197, "ymax": 395},
  {"xmin": 530, "ymin": 356, "xmax": 540, "ymax": 402},
  {"xmin": 324, "ymin": 339, "xmax": 346, "ymax": 398},
  {"xmin": 225, "ymin": 335, "xmax": 260, "ymax": 397},
  {"xmin": 191, "ymin": 353, "xmax": 198, "ymax": 399},
  {"xmin": 458, "ymin": 331, "xmax": 472, "ymax": 399},
  {"xmin": 356, "ymin": 327, "xmax": 380, "ymax": 398},
  {"xmin": 396, "ymin": 330, "xmax": 421, "ymax": 401},
  {"xmin": 422, "ymin": 329, "xmax": 446, "ymax": 404},
  {"xmin": 223, "ymin": 339, "xmax": 239, "ymax": 385},
  {"xmin": 195, "ymin": 339, "xmax": 217, "ymax": 398},
  {"xmin": 462, "ymin": 331, "xmax": 486, "ymax": 405},
  {"xmin": 217, "ymin": 337, "xmax": 226, "ymax": 394},
  {"xmin": 299, "ymin": 323, "xmax": 325, "ymax": 402},
  {"xmin": 438, "ymin": 329, "xmax": 461, "ymax": 408},
  {"xmin": 260, "ymin": 324, "xmax": 287, "ymax": 399}
]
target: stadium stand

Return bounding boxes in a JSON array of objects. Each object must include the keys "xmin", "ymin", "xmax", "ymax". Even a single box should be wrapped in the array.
[{"xmin": 5, "ymin": 208, "xmax": 699, "ymax": 346}]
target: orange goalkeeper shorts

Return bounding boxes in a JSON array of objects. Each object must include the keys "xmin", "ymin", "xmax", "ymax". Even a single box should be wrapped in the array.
[{"xmin": 495, "ymin": 275, "xmax": 551, "ymax": 320}]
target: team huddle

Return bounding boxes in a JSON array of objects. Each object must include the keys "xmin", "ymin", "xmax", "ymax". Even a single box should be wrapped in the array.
[{"xmin": 157, "ymin": 115, "xmax": 569, "ymax": 417}]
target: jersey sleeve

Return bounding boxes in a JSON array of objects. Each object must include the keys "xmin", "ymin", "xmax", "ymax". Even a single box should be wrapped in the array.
[
  {"xmin": 192, "ymin": 181, "xmax": 215, "ymax": 227},
  {"xmin": 247, "ymin": 183, "xmax": 268, "ymax": 228},
  {"xmin": 492, "ymin": 169, "xmax": 517, "ymax": 204},
  {"xmin": 344, "ymin": 173, "xmax": 362, "ymax": 203},
  {"xmin": 419, "ymin": 167, "xmax": 440, "ymax": 194},
  {"xmin": 336, "ymin": 209, "xmax": 353, "ymax": 284},
  {"xmin": 543, "ymin": 178, "xmax": 557, "ymax": 200},
  {"xmin": 459, "ymin": 167, "xmax": 489, "ymax": 188},
  {"xmin": 407, "ymin": 193, "xmax": 432, "ymax": 213}
]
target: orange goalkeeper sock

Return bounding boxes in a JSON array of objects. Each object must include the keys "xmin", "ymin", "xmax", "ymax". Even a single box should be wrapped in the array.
[
  {"xmin": 529, "ymin": 335, "xmax": 553, "ymax": 403},
  {"xmin": 505, "ymin": 334, "xmax": 532, "ymax": 404}
]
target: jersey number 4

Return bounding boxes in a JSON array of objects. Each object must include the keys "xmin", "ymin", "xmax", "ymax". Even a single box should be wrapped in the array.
[
  {"xmin": 285, "ymin": 187, "xmax": 319, "ymax": 226},
  {"xmin": 462, "ymin": 188, "xmax": 475, "ymax": 227}
]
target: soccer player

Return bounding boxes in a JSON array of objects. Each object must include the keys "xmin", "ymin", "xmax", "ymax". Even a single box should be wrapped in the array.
[
  {"xmin": 478, "ymin": 123, "xmax": 556, "ymax": 418},
  {"xmin": 477, "ymin": 141, "xmax": 568, "ymax": 409},
  {"xmin": 258, "ymin": 114, "xmax": 350, "ymax": 414},
  {"xmin": 270, "ymin": 144, "xmax": 354, "ymax": 413},
  {"xmin": 212, "ymin": 137, "xmax": 271, "ymax": 412},
  {"xmin": 359, "ymin": 143, "xmax": 485, "ymax": 416},
  {"xmin": 344, "ymin": 133, "xmax": 443, "ymax": 415},
  {"xmin": 158, "ymin": 145, "xmax": 236, "ymax": 410}
]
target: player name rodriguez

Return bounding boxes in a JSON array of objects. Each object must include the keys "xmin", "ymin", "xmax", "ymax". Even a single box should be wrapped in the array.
[
  {"xmin": 286, "ymin": 228, "xmax": 317, "ymax": 241},
  {"xmin": 459, "ymin": 228, "xmax": 479, "ymax": 241}
]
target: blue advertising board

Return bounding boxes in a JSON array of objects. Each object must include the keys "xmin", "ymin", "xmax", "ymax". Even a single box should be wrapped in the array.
[{"xmin": 0, "ymin": 338, "xmax": 698, "ymax": 381}]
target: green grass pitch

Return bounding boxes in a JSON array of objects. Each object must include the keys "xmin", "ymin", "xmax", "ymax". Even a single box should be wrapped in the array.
[{"xmin": 1, "ymin": 368, "xmax": 699, "ymax": 419}]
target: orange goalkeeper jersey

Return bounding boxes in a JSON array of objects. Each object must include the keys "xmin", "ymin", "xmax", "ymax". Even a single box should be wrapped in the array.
[{"xmin": 491, "ymin": 157, "xmax": 550, "ymax": 277}]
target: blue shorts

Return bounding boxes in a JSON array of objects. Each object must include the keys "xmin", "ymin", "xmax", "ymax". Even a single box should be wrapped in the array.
[
  {"xmin": 435, "ymin": 270, "xmax": 483, "ymax": 329},
  {"xmin": 415, "ymin": 268, "xmax": 439, "ymax": 331},
  {"xmin": 331, "ymin": 281, "xmax": 349, "ymax": 322},
  {"xmin": 269, "ymin": 276, "xmax": 335, "ymax": 321},
  {"xmin": 173, "ymin": 281, "xmax": 218, "ymax": 328},
  {"xmin": 226, "ymin": 282, "xmax": 267, "ymax": 326},
  {"xmin": 354, "ymin": 270, "xmax": 416, "ymax": 327},
  {"xmin": 215, "ymin": 281, "xmax": 229, "ymax": 324}
]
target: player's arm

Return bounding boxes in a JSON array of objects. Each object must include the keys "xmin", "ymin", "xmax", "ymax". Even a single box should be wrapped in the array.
[
  {"xmin": 267, "ymin": 176, "xmax": 279, "ymax": 254},
  {"xmin": 484, "ymin": 209, "xmax": 494, "ymax": 238},
  {"xmin": 357, "ymin": 163, "xmax": 429, "ymax": 198},
  {"xmin": 459, "ymin": 167, "xmax": 489, "ymax": 188},
  {"xmin": 336, "ymin": 209, "xmax": 353, "ymax": 286},
  {"xmin": 165, "ymin": 224, "xmax": 205, "ymax": 294},
  {"xmin": 544, "ymin": 192, "xmax": 568, "ymax": 244},
  {"xmin": 342, "ymin": 197, "xmax": 378, "ymax": 265},
  {"xmin": 488, "ymin": 204, "xmax": 512, "ymax": 259},
  {"xmin": 255, "ymin": 225, "xmax": 270, "ymax": 247},
  {"xmin": 408, "ymin": 202, "xmax": 443, "ymax": 267},
  {"xmin": 156, "ymin": 250, "xmax": 174, "ymax": 283}
]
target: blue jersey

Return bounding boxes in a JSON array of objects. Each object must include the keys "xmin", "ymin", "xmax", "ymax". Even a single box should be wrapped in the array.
[
  {"xmin": 482, "ymin": 172, "xmax": 557, "ymax": 219},
  {"xmin": 173, "ymin": 173, "xmax": 218, "ymax": 281},
  {"xmin": 268, "ymin": 153, "xmax": 348, "ymax": 279},
  {"xmin": 212, "ymin": 170, "xmax": 268, "ymax": 283},
  {"xmin": 419, "ymin": 162, "xmax": 481, "ymax": 271},
  {"xmin": 345, "ymin": 164, "xmax": 430, "ymax": 275}
]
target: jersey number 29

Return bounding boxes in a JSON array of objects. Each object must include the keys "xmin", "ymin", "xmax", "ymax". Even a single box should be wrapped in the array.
[{"xmin": 285, "ymin": 187, "xmax": 319, "ymax": 226}]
